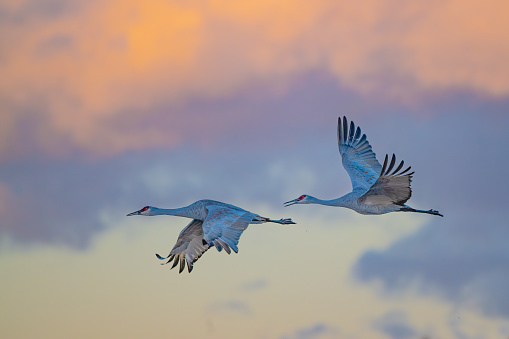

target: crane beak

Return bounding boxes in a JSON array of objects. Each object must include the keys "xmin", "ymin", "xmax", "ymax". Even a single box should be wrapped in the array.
[
  {"xmin": 126, "ymin": 210, "xmax": 140, "ymax": 216},
  {"xmin": 284, "ymin": 199, "xmax": 299, "ymax": 207}
]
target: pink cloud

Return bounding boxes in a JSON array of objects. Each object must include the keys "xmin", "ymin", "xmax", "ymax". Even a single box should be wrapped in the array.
[{"xmin": 1, "ymin": 0, "xmax": 509, "ymax": 158}]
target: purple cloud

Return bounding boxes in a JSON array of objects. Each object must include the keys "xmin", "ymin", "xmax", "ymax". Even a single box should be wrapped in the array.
[
  {"xmin": 373, "ymin": 311, "xmax": 416, "ymax": 339},
  {"xmin": 354, "ymin": 108, "xmax": 509, "ymax": 317},
  {"xmin": 281, "ymin": 323, "xmax": 339, "ymax": 339}
]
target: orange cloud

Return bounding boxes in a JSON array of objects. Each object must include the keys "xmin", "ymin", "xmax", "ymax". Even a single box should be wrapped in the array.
[{"xmin": 1, "ymin": 0, "xmax": 508, "ymax": 158}]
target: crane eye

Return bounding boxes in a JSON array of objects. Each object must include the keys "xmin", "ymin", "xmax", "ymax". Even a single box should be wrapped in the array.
[
  {"xmin": 141, "ymin": 206, "xmax": 149, "ymax": 212},
  {"xmin": 298, "ymin": 195, "xmax": 307, "ymax": 200}
]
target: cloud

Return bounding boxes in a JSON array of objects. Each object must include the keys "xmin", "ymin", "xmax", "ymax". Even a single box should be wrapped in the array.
[
  {"xmin": 240, "ymin": 279, "xmax": 268, "ymax": 292},
  {"xmin": 0, "ymin": 138, "xmax": 320, "ymax": 247},
  {"xmin": 356, "ymin": 214, "xmax": 509, "ymax": 318},
  {"xmin": 0, "ymin": 68, "xmax": 378, "ymax": 247},
  {"xmin": 2, "ymin": 0, "xmax": 509, "ymax": 158},
  {"xmin": 281, "ymin": 323, "xmax": 339, "ymax": 339},
  {"xmin": 353, "ymin": 110, "xmax": 509, "ymax": 318},
  {"xmin": 0, "ymin": 156, "xmax": 126, "ymax": 247},
  {"xmin": 207, "ymin": 300, "xmax": 252, "ymax": 316},
  {"xmin": 2, "ymin": 85, "xmax": 507, "ymax": 254},
  {"xmin": 373, "ymin": 311, "xmax": 415, "ymax": 339}
]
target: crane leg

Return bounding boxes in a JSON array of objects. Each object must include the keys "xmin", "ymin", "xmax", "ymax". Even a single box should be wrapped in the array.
[
  {"xmin": 267, "ymin": 218, "xmax": 296, "ymax": 225},
  {"xmin": 399, "ymin": 207, "xmax": 443, "ymax": 217}
]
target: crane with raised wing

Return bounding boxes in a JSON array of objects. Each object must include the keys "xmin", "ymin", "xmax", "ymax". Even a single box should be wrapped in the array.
[{"xmin": 284, "ymin": 117, "xmax": 443, "ymax": 217}]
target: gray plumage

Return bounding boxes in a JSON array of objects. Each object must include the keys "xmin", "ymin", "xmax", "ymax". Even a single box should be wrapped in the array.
[
  {"xmin": 127, "ymin": 200, "xmax": 295, "ymax": 273},
  {"xmin": 284, "ymin": 117, "xmax": 442, "ymax": 217}
]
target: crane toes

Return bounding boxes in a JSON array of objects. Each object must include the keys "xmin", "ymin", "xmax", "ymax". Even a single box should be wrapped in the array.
[{"xmin": 429, "ymin": 209, "xmax": 444, "ymax": 217}]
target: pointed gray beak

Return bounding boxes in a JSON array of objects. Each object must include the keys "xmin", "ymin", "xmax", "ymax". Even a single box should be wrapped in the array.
[
  {"xmin": 126, "ymin": 210, "xmax": 140, "ymax": 216},
  {"xmin": 284, "ymin": 199, "xmax": 299, "ymax": 207}
]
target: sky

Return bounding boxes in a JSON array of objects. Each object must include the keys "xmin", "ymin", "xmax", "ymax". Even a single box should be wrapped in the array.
[{"xmin": 1, "ymin": 1, "xmax": 509, "ymax": 338}]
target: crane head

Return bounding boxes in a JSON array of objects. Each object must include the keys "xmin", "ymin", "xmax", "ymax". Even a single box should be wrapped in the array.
[
  {"xmin": 284, "ymin": 195, "xmax": 309, "ymax": 207},
  {"xmin": 127, "ymin": 206, "xmax": 151, "ymax": 216}
]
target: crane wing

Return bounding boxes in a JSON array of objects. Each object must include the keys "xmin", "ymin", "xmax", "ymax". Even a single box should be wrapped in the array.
[
  {"xmin": 358, "ymin": 154, "xmax": 414, "ymax": 206},
  {"xmin": 337, "ymin": 116, "xmax": 383, "ymax": 191},
  {"xmin": 156, "ymin": 219, "xmax": 210, "ymax": 273},
  {"xmin": 202, "ymin": 205, "xmax": 252, "ymax": 255}
]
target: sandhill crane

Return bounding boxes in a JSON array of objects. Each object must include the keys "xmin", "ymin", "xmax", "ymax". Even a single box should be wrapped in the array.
[
  {"xmin": 284, "ymin": 117, "xmax": 443, "ymax": 217},
  {"xmin": 127, "ymin": 200, "xmax": 295, "ymax": 273}
]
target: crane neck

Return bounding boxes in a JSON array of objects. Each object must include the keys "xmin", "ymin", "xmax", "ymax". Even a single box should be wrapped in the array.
[
  {"xmin": 307, "ymin": 195, "xmax": 349, "ymax": 207},
  {"xmin": 150, "ymin": 207, "xmax": 194, "ymax": 218}
]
